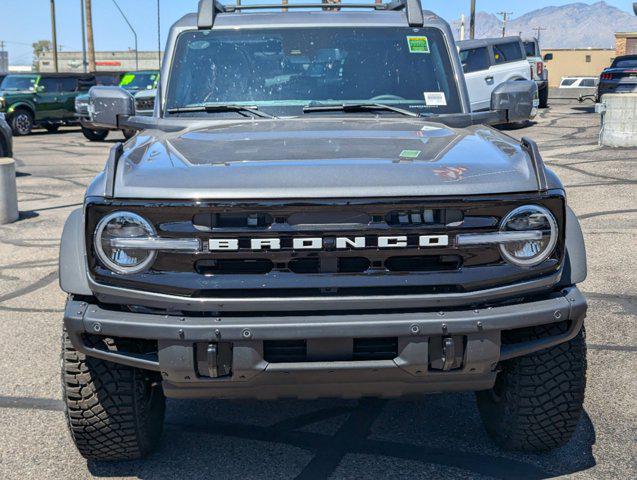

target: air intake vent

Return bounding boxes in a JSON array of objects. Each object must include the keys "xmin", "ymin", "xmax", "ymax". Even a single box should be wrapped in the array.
[
  {"xmin": 352, "ymin": 337, "xmax": 398, "ymax": 361},
  {"xmin": 263, "ymin": 340, "xmax": 307, "ymax": 363}
]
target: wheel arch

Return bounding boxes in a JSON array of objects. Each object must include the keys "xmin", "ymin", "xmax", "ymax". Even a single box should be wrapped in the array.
[
  {"xmin": 560, "ymin": 206, "xmax": 587, "ymax": 286},
  {"xmin": 8, "ymin": 102, "xmax": 35, "ymax": 118},
  {"xmin": 59, "ymin": 208, "xmax": 92, "ymax": 296}
]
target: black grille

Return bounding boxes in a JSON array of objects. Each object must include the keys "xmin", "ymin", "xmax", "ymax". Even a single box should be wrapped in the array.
[
  {"xmin": 353, "ymin": 337, "xmax": 398, "ymax": 360},
  {"xmin": 263, "ymin": 340, "xmax": 307, "ymax": 363},
  {"xmin": 263, "ymin": 338, "xmax": 398, "ymax": 363},
  {"xmin": 86, "ymin": 194, "xmax": 566, "ymax": 300}
]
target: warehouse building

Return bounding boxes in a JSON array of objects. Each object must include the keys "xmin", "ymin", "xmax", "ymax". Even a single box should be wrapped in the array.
[
  {"xmin": 36, "ymin": 50, "xmax": 162, "ymax": 73},
  {"xmin": 541, "ymin": 48, "xmax": 615, "ymax": 87}
]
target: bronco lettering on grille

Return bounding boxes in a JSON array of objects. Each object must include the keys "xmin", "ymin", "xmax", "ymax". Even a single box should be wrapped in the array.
[{"xmin": 208, "ymin": 236, "xmax": 449, "ymax": 251}]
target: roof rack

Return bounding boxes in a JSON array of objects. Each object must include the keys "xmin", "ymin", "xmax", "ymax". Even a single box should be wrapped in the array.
[{"xmin": 197, "ymin": 0, "xmax": 424, "ymax": 29}]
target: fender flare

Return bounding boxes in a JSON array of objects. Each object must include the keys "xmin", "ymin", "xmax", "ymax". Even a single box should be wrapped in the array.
[
  {"xmin": 560, "ymin": 206, "xmax": 587, "ymax": 286},
  {"xmin": 59, "ymin": 208, "xmax": 92, "ymax": 296},
  {"xmin": 7, "ymin": 102, "xmax": 35, "ymax": 117}
]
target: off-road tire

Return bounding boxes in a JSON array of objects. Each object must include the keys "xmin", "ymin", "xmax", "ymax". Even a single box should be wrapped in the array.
[
  {"xmin": 81, "ymin": 126, "xmax": 109, "ymax": 142},
  {"xmin": 45, "ymin": 124, "xmax": 60, "ymax": 133},
  {"xmin": 62, "ymin": 332, "xmax": 166, "ymax": 460},
  {"xmin": 10, "ymin": 109, "xmax": 34, "ymax": 136},
  {"xmin": 539, "ymin": 85, "xmax": 549, "ymax": 109},
  {"xmin": 476, "ymin": 323, "xmax": 586, "ymax": 453}
]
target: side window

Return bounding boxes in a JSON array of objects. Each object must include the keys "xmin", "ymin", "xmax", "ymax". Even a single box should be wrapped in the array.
[
  {"xmin": 38, "ymin": 77, "xmax": 59, "ymax": 93},
  {"xmin": 580, "ymin": 79, "xmax": 595, "ymax": 87},
  {"xmin": 459, "ymin": 47, "xmax": 491, "ymax": 73},
  {"xmin": 58, "ymin": 77, "xmax": 78, "ymax": 92},
  {"xmin": 494, "ymin": 42, "xmax": 525, "ymax": 64}
]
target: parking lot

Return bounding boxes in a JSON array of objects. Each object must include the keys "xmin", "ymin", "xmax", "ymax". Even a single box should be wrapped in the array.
[{"xmin": 0, "ymin": 103, "xmax": 635, "ymax": 479}]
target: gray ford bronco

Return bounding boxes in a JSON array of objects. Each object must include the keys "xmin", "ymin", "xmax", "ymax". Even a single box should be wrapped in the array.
[{"xmin": 60, "ymin": 0, "xmax": 587, "ymax": 461}]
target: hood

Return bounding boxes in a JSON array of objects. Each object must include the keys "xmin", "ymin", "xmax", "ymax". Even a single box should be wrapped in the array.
[{"xmin": 113, "ymin": 118, "xmax": 540, "ymax": 199}]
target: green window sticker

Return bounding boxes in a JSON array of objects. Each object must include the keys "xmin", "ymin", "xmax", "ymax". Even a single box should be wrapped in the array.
[
  {"xmin": 120, "ymin": 73, "xmax": 135, "ymax": 86},
  {"xmin": 407, "ymin": 36, "xmax": 430, "ymax": 54},
  {"xmin": 399, "ymin": 149, "xmax": 421, "ymax": 159}
]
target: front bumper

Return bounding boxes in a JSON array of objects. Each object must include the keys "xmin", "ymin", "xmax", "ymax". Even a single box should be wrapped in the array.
[{"xmin": 64, "ymin": 287, "xmax": 586, "ymax": 399}]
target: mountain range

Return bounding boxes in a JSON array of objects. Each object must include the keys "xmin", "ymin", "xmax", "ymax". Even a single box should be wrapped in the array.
[{"xmin": 450, "ymin": 1, "xmax": 637, "ymax": 48}]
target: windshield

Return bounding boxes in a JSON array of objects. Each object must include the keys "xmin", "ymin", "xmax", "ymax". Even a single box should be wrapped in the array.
[
  {"xmin": 523, "ymin": 41, "xmax": 537, "ymax": 57},
  {"xmin": 612, "ymin": 57, "xmax": 637, "ymax": 69},
  {"xmin": 166, "ymin": 27, "xmax": 462, "ymax": 116},
  {"xmin": 119, "ymin": 72, "xmax": 158, "ymax": 91},
  {"xmin": 0, "ymin": 75, "xmax": 38, "ymax": 91}
]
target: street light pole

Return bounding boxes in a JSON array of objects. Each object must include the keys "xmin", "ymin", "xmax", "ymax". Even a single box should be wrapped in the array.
[
  {"xmin": 85, "ymin": 0, "xmax": 96, "ymax": 72},
  {"xmin": 50, "ymin": 0, "xmax": 59, "ymax": 72},
  {"xmin": 80, "ymin": 0, "xmax": 87, "ymax": 73},
  {"xmin": 469, "ymin": 0, "xmax": 476, "ymax": 40},
  {"xmin": 111, "ymin": 0, "xmax": 138, "ymax": 71}
]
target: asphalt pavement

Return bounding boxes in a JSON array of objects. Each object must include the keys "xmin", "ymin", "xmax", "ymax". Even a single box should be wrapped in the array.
[{"xmin": 0, "ymin": 104, "xmax": 635, "ymax": 479}]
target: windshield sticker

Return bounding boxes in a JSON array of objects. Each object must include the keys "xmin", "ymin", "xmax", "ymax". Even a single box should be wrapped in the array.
[
  {"xmin": 424, "ymin": 92, "xmax": 447, "ymax": 106},
  {"xmin": 399, "ymin": 149, "xmax": 421, "ymax": 159},
  {"xmin": 407, "ymin": 36, "xmax": 430, "ymax": 54},
  {"xmin": 120, "ymin": 74, "xmax": 135, "ymax": 86}
]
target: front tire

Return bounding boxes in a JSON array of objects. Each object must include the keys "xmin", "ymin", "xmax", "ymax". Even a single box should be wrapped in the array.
[
  {"xmin": 122, "ymin": 128, "xmax": 136, "ymax": 140},
  {"xmin": 476, "ymin": 323, "xmax": 586, "ymax": 452},
  {"xmin": 10, "ymin": 109, "xmax": 34, "ymax": 136},
  {"xmin": 81, "ymin": 126, "xmax": 109, "ymax": 142},
  {"xmin": 62, "ymin": 332, "xmax": 165, "ymax": 460}
]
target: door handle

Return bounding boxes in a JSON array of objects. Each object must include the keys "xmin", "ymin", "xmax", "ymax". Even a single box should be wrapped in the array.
[{"xmin": 485, "ymin": 76, "xmax": 494, "ymax": 83}]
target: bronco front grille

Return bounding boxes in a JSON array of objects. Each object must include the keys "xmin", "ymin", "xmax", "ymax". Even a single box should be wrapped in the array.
[{"xmin": 86, "ymin": 194, "xmax": 566, "ymax": 300}]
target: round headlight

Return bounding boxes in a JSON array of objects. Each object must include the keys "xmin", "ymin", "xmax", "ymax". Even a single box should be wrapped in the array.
[
  {"xmin": 94, "ymin": 212, "xmax": 156, "ymax": 274},
  {"xmin": 499, "ymin": 205, "xmax": 558, "ymax": 267}
]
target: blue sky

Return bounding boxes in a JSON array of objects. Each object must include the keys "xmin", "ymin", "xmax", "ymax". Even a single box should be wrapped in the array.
[{"xmin": 1, "ymin": 0, "xmax": 635, "ymax": 65}]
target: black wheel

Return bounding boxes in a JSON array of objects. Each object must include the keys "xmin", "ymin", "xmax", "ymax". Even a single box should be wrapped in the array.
[
  {"xmin": 476, "ymin": 323, "xmax": 586, "ymax": 452},
  {"xmin": 539, "ymin": 85, "xmax": 549, "ymax": 108},
  {"xmin": 62, "ymin": 332, "xmax": 165, "ymax": 460},
  {"xmin": 45, "ymin": 124, "xmax": 60, "ymax": 133},
  {"xmin": 81, "ymin": 126, "xmax": 109, "ymax": 142},
  {"xmin": 10, "ymin": 109, "xmax": 34, "ymax": 136},
  {"xmin": 122, "ymin": 129, "xmax": 136, "ymax": 140}
]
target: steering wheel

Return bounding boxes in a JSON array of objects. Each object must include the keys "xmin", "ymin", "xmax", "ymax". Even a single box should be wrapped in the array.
[{"xmin": 369, "ymin": 94, "xmax": 406, "ymax": 101}]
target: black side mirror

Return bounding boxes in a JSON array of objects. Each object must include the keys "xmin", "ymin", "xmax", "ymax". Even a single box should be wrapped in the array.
[
  {"xmin": 88, "ymin": 86, "xmax": 134, "ymax": 129},
  {"xmin": 543, "ymin": 53, "xmax": 553, "ymax": 61},
  {"xmin": 491, "ymin": 80, "xmax": 538, "ymax": 123}
]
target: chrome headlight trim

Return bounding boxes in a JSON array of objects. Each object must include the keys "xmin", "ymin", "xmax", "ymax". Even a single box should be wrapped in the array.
[
  {"xmin": 94, "ymin": 211, "xmax": 158, "ymax": 274},
  {"xmin": 498, "ymin": 204, "xmax": 558, "ymax": 267}
]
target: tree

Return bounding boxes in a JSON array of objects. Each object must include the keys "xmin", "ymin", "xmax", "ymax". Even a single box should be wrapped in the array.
[{"xmin": 32, "ymin": 40, "xmax": 53, "ymax": 71}]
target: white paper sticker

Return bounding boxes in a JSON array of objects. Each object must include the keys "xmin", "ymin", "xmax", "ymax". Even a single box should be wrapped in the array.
[{"xmin": 424, "ymin": 92, "xmax": 447, "ymax": 106}]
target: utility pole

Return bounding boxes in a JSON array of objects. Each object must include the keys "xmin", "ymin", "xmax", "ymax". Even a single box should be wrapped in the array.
[
  {"xmin": 157, "ymin": 0, "xmax": 161, "ymax": 69},
  {"xmin": 469, "ymin": 0, "xmax": 476, "ymax": 40},
  {"xmin": 50, "ymin": 0, "xmax": 59, "ymax": 72},
  {"xmin": 85, "ymin": 0, "xmax": 96, "ymax": 72},
  {"xmin": 533, "ymin": 26, "xmax": 547, "ymax": 43},
  {"xmin": 112, "ymin": 0, "xmax": 138, "ymax": 71},
  {"xmin": 497, "ymin": 11, "xmax": 513, "ymax": 38},
  {"xmin": 80, "ymin": 0, "xmax": 87, "ymax": 73},
  {"xmin": 460, "ymin": 14, "xmax": 466, "ymax": 41}
]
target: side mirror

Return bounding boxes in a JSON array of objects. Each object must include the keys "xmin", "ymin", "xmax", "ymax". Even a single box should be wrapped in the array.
[
  {"xmin": 543, "ymin": 53, "xmax": 553, "ymax": 61},
  {"xmin": 491, "ymin": 80, "xmax": 538, "ymax": 123},
  {"xmin": 88, "ymin": 86, "xmax": 134, "ymax": 129}
]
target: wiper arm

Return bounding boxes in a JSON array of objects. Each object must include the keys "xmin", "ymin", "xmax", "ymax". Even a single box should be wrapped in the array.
[
  {"xmin": 167, "ymin": 104, "xmax": 276, "ymax": 119},
  {"xmin": 302, "ymin": 103, "xmax": 420, "ymax": 118}
]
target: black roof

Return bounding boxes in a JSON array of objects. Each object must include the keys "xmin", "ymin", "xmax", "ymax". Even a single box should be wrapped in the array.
[{"xmin": 456, "ymin": 36, "xmax": 523, "ymax": 50}]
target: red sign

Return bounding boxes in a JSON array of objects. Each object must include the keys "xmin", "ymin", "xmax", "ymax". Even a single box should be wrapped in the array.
[{"xmin": 96, "ymin": 61, "xmax": 122, "ymax": 66}]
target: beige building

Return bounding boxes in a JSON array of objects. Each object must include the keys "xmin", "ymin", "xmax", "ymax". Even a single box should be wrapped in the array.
[
  {"xmin": 615, "ymin": 32, "xmax": 637, "ymax": 55},
  {"xmin": 36, "ymin": 51, "xmax": 162, "ymax": 73},
  {"xmin": 541, "ymin": 48, "xmax": 615, "ymax": 87}
]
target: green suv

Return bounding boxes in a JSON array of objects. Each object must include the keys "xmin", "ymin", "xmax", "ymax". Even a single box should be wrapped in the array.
[{"xmin": 0, "ymin": 73, "xmax": 96, "ymax": 135}]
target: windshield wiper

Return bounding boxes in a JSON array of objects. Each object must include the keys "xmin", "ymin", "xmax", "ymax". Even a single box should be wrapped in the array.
[
  {"xmin": 302, "ymin": 103, "xmax": 420, "ymax": 118},
  {"xmin": 166, "ymin": 104, "xmax": 276, "ymax": 119}
]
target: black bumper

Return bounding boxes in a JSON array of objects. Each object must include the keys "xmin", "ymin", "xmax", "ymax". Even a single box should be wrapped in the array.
[{"xmin": 64, "ymin": 287, "xmax": 586, "ymax": 399}]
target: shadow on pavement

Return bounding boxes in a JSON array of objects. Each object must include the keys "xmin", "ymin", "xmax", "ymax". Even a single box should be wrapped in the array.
[{"xmin": 88, "ymin": 393, "xmax": 596, "ymax": 480}]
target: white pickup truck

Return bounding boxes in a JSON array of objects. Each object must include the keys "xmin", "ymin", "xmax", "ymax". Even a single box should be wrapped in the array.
[{"xmin": 457, "ymin": 36, "xmax": 536, "ymax": 116}]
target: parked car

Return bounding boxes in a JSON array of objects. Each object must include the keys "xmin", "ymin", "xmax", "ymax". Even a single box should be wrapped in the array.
[
  {"xmin": 457, "ymin": 36, "xmax": 538, "ymax": 119},
  {"xmin": 59, "ymin": 0, "xmax": 586, "ymax": 461},
  {"xmin": 559, "ymin": 77, "xmax": 598, "ymax": 89},
  {"xmin": 0, "ymin": 73, "xmax": 96, "ymax": 135},
  {"xmin": 76, "ymin": 70, "xmax": 159, "ymax": 141},
  {"xmin": 523, "ymin": 38, "xmax": 549, "ymax": 108},
  {"xmin": 597, "ymin": 55, "xmax": 637, "ymax": 101},
  {"xmin": 0, "ymin": 112, "xmax": 13, "ymax": 157}
]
